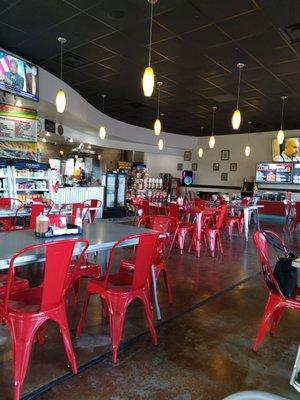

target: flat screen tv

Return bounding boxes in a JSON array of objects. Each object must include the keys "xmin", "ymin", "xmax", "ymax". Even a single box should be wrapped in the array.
[
  {"xmin": 0, "ymin": 48, "xmax": 39, "ymax": 101},
  {"xmin": 255, "ymin": 162, "xmax": 293, "ymax": 184},
  {"xmin": 272, "ymin": 137, "xmax": 300, "ymax": 161}
]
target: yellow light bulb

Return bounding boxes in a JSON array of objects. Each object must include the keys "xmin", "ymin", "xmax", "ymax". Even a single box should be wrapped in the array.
[
  {"xmin": 232, "ymin": 109, "xmax": 241, "ymax": 130},
  {"xmin": 277, "ymin": 129, "xmax": 284, "ymax": 144},
  {"xmin": 99, "ymin": 125, "xmax": 106, "ymax": 140},
  {"xmin": 56, "ymin": 89, "xmax": 66, "ymax": 113},
  {"xmin": 198, "ymin": 147, "xmax": 203, "ymax": 157},
  {"xmin": 154, "ymin": 118, "xmax": 161, "ymax": 135},
  {"xmin": 245, "ymin": 145, "xmax": 251, "ymax": 157},
  {"xmin": 209, "ymin": 135, "xmax": 215, "ymax": 149},
  {"xmin": 158, "ymin": 138, "xmax": 164, "ymax": 150},
  {"xmin": 142, "ymin": 66, "xmax": 155, "ymax": 97}
]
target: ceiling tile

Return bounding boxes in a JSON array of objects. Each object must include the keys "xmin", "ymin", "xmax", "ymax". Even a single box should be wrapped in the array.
[
  {"xmin": 71, "ymin": 43, "xmax": 115, "ymax": 63},
  {"xmin": 196, "ymin": 0, "xmax": 256, "ymax": 22},
  {"xmin": 182, "ymin": 25, "xmax": 231, "ymax": 49},
  {"xmin": 0, "ymin": 0, "xmax": 78, "ymax": 35}
]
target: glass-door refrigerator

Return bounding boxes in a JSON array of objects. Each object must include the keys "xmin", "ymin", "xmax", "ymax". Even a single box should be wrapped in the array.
[{"xmin": 103, "ymin": 172, "xmax": 127, "ymax": 218}]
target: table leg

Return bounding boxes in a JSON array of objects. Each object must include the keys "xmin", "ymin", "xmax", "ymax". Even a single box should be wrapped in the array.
[
  {"xmin": 151, "ymin": 264, "xmax": 161, "ymax": 321},
  {"xmin": 244, "ymin": 208, "xmax": 249, "ymax": 242},
  {"xmin": 99, "ymin": 250, "xmax": 109, "ymax": 275}
]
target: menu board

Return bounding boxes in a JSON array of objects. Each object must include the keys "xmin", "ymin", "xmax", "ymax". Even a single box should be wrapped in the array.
[
  {"xmin": 256, "ymin": 163, "xmax": 293, "ymax": 183},
  {"xmin": 293, "ymin": 163, "xmax": 300, "ymax": 184}
]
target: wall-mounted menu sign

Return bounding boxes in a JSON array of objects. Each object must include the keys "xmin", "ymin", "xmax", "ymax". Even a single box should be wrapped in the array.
[
  {"xmin": 255, "ymin": 163, "xmax": 293, "ymax": 183},
  {"xmin": 0, "ymin": 104, "xmax": 37, "ymax": 142}
]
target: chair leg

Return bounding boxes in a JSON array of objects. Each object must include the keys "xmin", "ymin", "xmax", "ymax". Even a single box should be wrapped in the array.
[
  {"xmin": 177, "ymin": 230, "xmax": 185, "ymax": 255},
  {"xmin": 7, "ymin": 317, "xmax": 43, "ymax": 400},
  {"xmin": 252, "ymin": 295, "xmax": 281, "ymax": 352},
  {"xmin": 270, "ymin": 307, "xmax": 285, "ymax": 336},
  {"xmin": 53, "ymin": 306, "xmax": 77, "ymax": 374},
  {"xmin": 73, "ymin": 278, "xmax": 81, "ymax": 303},
  {"xmin": 139, "ymin": 290, "xmax": 158, "ymax": 346},
  {"xmin": 207, "ymin": 231, "xmax": 216, "ymax": 257},
  {"xmin": 106, "ymin": 296, "xmax": 129, "ymax": 364},
  {"xmin": 217, "ymin": 232, "xmax": 223, "ymax": 254},
  {"xmin": 76, "ymin": 290, "xmax": 92, "ymax": 338},
  {"xmin": 161, "ymin": 269, "xmax": 173, "ymax": 305}
]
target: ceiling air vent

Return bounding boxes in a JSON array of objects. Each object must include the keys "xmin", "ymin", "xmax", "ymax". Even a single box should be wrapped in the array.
[
  {"xmin": 280, "ymin": 23, "xmax": 300, "ymax": 44},
  {"xmin": 52, "ymin": 52, "xmax": 90, "ymax": 68},
  {"xmin": 211, "ymin": 94, "xmax": 236, "ymax": 103}
]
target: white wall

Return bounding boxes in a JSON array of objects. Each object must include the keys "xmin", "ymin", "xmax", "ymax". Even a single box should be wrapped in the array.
[{"xmin": 144, "ymin": 153, "xmax": 183, "ymax": 178}]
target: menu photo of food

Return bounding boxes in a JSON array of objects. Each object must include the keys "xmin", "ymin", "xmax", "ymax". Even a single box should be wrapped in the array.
[
  {"xmin": 255, "ymin": 163, "xmax": 293, "ymax": 183},
  {"xmin": 0, "ymin": 141, "xmax": 36, "ymax": 160}
]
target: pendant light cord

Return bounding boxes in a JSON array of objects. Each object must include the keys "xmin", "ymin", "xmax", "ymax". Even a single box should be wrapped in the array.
[
  {"xmin": 212, "ymin": 107, "xmax": 216, "ymax": 135},
  {"xmin": 60, "ymin": 41, "xmax": 63, "ymax": 80},
  {"xmin": 102, "ymin": 96, "xmax": 105, "ymax": 113},
  {"xmin": 156, "ymin": 85, "xmax": 160, "ymax": 118},
  {"xmin": 280, "ymin": 97, "xmax": 286, "ymax": 129},
  {"xmin": 148, "ymin": 1, "xmax": 154, "ymax": 66},
  {"xmin": 236, "ymin": 66, "xmax": 242, "ymax": 109},
  {"xmin": 248, "ymin": 121, "xmax": 251, "ymax": 143}
]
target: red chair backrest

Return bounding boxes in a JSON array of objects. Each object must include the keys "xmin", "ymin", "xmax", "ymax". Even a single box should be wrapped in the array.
[
  {"xmin": 0, "ymin": 197, "xmax": 23, "ymax": 208},
  {"xmin": 193, "ymin": 199, "xmax": 207, "ymax": 209},
  {"xmin": 105, "ymin": 233, "xmax": 159, "ymax": 291},
  {"xmin": 253, "ymin": 231, "xmax": 283, "ymax": 297},
  {"xmin": 60, "ymin": 203, "xmax": 88, "ymax": 224},
  {"xmin": 241, "ymin": 197, "xmax": 250, "ymax": 205},
  {"xmin": 83, "ymin": 199, "xmax": 101, "ymax": 223},
  {"xmin": 4, "ymin": 239, "xmax": 89, "ymax": 312},
  {"xmin": 168, "ymin": 202, "xmax": 179, "ymax": 220},
  {"xmin": 294, "ymin": 202, "xmax": 300, "ymax": 220},
  {"xmin": 141, "ymin": 200, "xmax": 150, "ymax": 217},
  {"xmin": 216, "ymin": 205, "xmax": 227, "ymax": 230},
  {"xmin": 148, "ymin": 215, "xmax": 178, "ymax": 260},
  {"xmin": 29, "ymin": 203, "xmax": 45, "ymax": 229}
]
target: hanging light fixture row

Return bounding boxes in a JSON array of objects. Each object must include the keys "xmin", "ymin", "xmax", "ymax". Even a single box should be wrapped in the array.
[
  {"xmin": 209, "ymin": 106, "xmax": 217, "ymax": 149},
  {"xmin": 277, "ymin": 95, "xmax": 287, "ymax": 145},
  {"xmin": 154, "ymin": 81, "xmax": 162, "ymax": 135},
  {"xmin": 56, "ymin": 37, "xmax": 67, "ymax": 113},
  {"xmin": 232, "ymin": 63, "xmax": 245, "ymax": 130},
  {"xmin": 99, "ymin": 94, "xmax": 107, "ymax": 140},
  {"xmin": 142, "ymin": 0, "xmax": 158, "ymax": 97}
]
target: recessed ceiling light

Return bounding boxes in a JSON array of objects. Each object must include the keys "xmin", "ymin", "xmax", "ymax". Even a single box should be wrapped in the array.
[
  {"xmin": 88, "ymin": 145, "xmax": 92, "ymax": 149},
  {"xmin": 45, "ymin": 132, "xmax": 51, "ymax": 137},
  {"xmin": 42, "ymin": 138, "xmax": 46, "ymax": 143}
]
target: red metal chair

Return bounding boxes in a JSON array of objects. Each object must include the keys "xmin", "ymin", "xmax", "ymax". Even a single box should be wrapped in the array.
[
  {"xmin": 83, "ymin": 199, "xmax": 102, "ymax": 223},
  {"xmin": 0, "ymin": 198, "xmax": 23, "ymax": 231},
  {"xmin": 203, "ymin": 205, "xmax": 227, "ymax": 257},
  {"xmin": 120, "ymin": 215, "xmax": 178, "ymax": 304},
  {"xmin": 168, "ymin": 202, "xmax": 194, "ymax": 254},
  {"xmin": 290, "ymin": 201, "xmax": 300, "ymax": 233},
  {"xmin": 188, "ymin": 212, "xmax": 203, "ymax": 258},
  {"xmin": 226, "ymin": 212, "xmax": 244, "ymax": 239},
  {"xmin": 0, "ymin": 238, "xmax": 89, "ymax": 400},
  {"xmin": 252, "ymin": 230, "xmax": 300, "ymax": 351},
  {"xmin": 76, "ymin": 232, "xmax": 159, "ymax": 363},
  {"xmin": 59, "ymin": 202, "xmax": 89, "ymax": 224},
  {"xmin": 12, "ymin": 203, "xmax": 45, "ymax": 230}
]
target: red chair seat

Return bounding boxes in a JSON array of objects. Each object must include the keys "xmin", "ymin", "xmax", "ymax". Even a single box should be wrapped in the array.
[
  {"xmin": 89, "ymin": 272, "xmax": 134, "ymax": 293},
  {"xmin": 4, "ymin": 287, "xmax": 42, "ymax": 314}
]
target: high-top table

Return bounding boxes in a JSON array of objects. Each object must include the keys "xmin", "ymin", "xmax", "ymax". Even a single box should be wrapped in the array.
[
  {"xmin": 228, "ymin": 204, "xmax": 264, "ymax": 241},
  {"xmin": 0, "ymin": 220, "xmax": 163, "ymax": 319}
]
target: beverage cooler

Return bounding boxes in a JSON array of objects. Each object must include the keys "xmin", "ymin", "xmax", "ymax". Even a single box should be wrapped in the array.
[
  {"xmin": 11, "ymin": 160, "xmax": 53, "ymax": 202},
  {"xmin": 103, "ymin": 172, "xmax": 127, "ymax": 218},
  {"xmin": 0, "ymin": 159, "xmax": 13, "ymax": 198}
]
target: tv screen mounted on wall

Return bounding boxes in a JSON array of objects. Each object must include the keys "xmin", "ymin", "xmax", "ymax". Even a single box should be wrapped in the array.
[{"xmin": 0, "ymin": 48, "xmax": 39, "ymax": 102}]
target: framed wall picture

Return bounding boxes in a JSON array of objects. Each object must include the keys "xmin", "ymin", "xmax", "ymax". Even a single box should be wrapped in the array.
[
  {"xmin": 177, "ymin": 163, "xmax": 183, "ymax": 171},
  {"xmin": 221, "ymin": 172, "xmax": 228, "ymax": 181},
  {"xmin": 213, "ymin": 163, "xmax": 220, "ymax": 171},
  {"xmin": 192, "ymin": 163, "xmax": 198, "ymax": 171},
  {"xmin": 184, "ymin": 151, "xmax": 191, "ymax": 161},
  {"xmin": 230, "ymin": 163, "xmax": 237, "ymax": 171},
  {"xmin": 221, "ymin": 149, "xmax": 230, "ymax": 160}
]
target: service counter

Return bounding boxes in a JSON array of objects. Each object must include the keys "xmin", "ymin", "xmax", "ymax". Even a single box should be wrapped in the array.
[
  {"xmin": 257, "ymin": 200, "xmax": 285, "ymax": 216},
  {"xmin": 54, "ymin": 186, "xmax": 104, "ymax": 217}
]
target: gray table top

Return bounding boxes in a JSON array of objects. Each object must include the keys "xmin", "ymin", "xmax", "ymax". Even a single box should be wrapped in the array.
[{"xmin": 0, "ymin": 220, "xmax": 150, "ymax": 269}]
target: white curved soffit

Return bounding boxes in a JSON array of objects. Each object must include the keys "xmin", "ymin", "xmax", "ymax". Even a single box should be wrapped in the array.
[{"xmin": 36, "ymin": 68, "xmax": 196, "ymax": 155}]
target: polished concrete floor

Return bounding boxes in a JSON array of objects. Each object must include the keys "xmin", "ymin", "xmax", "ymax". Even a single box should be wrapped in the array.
[{"xmin": 0, "ymin": 217, "xmax": 300, "ymax": 399}]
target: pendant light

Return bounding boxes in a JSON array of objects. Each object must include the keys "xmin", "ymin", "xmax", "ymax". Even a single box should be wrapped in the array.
[
  {"xmin": 209, "ymin": 107, "xmax": 217, "ymax": 149},
  {"xmin": 56, "ymin": 37, "xmax": 67, "ymax": 113},
  {"xmin": 232, "ymin": 63, "xmax": 245, "ymax": 130},
  {"xmin": 277, "ymin": 96, "xmax": 287, "ymax": 144},
  {"xmin": 142, "ymin": 0, "xmax": 158, "ymax": 97},
  {"xmin": 245, "ymin": 121, "xmax": 251, "ymax": 157},
  {"xmin": 99, "ymin": 94, "xmax": 107, "ymax": 140},
  {"xmin": 154, "ymin": 82, "xmax": 162, "ymax": 135},
  {"xmin": 198, "ymin": 126, "xmax": 204, "ymax": 157}
]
